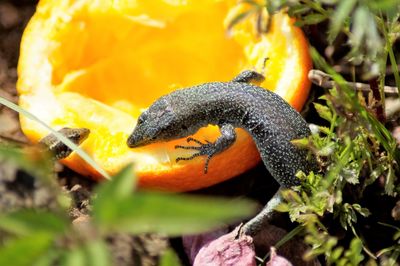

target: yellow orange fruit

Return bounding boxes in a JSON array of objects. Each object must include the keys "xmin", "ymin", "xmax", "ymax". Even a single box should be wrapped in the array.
[{"xmin": 17, "ymin": 0, "xmax": 311, "ymax": 191}]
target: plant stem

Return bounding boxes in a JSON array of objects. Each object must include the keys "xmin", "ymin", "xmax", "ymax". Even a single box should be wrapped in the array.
[{"xmin": 308, "ymin": 69, "xmax": 399, "ymax": 95}]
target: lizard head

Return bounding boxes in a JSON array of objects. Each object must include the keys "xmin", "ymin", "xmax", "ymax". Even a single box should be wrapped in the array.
[{"xmin": 127, "ymin": 96, "xmax": 197, "ymax": 148}]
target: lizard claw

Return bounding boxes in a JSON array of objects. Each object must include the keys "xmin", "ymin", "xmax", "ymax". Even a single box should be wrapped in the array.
[{"xmin": 175, "ymin": 137, "xmax": 217, "ymax": 174}]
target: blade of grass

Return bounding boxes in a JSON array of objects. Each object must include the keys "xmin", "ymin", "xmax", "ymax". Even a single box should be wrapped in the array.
[
  {"xmin": 0, "ymin": 96, "xmax": 110, "ymax": 179},
  {"xmin": 328, "ymin": 0, "xmax": 357, "ymax": 42},
  {"xmin": 259, "ymin": 225, "xmax": 304, "ymax": 264},
  {"xmin": 383, "ymin": 24, "xmax": 400, "ymax": 92}
]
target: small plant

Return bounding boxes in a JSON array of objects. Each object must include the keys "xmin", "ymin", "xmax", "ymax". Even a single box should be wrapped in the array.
[
  {"xmin": 0, "ymin": 143, "xmax": 256, "ymax": 266},
  {"xmin": 276, "ymin": 51, "xmax": 400, "ymax": 264}
]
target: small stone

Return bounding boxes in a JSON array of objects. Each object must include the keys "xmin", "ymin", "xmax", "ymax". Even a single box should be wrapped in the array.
[
  {"xmin": 392, "ymin": 201, "xmax": 400, "ymax": 220},
  {"xmin": 0, "ymin": 3, "xmax": 20, "ymax": 29}
]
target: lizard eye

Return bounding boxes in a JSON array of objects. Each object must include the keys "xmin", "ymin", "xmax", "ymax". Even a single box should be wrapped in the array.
[{"xmin": 137, "ymin": 113, "xmax": 148, "ymax": 125}]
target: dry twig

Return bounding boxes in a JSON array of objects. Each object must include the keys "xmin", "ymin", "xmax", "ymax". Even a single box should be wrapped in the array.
[{"xmin": 308, "ymin": 69, "xmax": 399, "ymax": 95}]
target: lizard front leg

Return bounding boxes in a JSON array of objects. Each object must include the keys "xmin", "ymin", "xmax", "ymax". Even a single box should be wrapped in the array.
[{"xmin": 175, "ymin": 124, "xmax": 236, "ymax": 173}]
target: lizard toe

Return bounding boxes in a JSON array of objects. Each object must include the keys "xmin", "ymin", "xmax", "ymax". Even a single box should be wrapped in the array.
[
  {"xmin": 175, "ymin": 145, "xmax": 202, "ymax": 150},
  {"xmin": 186, "ymin": 137, "xmax": 206, "ymax": 145},
  {"xmin": 176, "ymin": 152, "xmax": 202, "ymax": 162}
]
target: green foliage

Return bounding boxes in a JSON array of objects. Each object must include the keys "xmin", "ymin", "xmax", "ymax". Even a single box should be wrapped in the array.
[
  {"xmin": 93, "ymin": 165, "xmax": 256, "ymax": 236},
  {"xmin": 0, "ymin": 233, "xmax": 54, "ymax": 266},
  {"xmin": 0, "ymin": 144, "xmax": 256, "ymax": 266},
  {"xmin": 276, "ymin": 48, "xmax": 400, "ymax": 263},
  {"xmin": 159, "ymin": 249, "xmax": 181, "ymax": 266},
  {"xmin": 0, "ymin": 210, "xmax": 69, "ymax": 236},
  {"xmin": 58, "ymin": 241, "xmax": 111, "ymax": 266}
]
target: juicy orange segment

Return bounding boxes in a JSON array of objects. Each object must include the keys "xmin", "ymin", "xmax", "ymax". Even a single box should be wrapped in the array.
[{"xmin": 17, "ymin": 0, "xmax": 311, "ymax": 191}]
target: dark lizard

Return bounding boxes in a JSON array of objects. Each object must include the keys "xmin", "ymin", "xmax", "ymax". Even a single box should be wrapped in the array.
[{"xmin": 126, "ymin": 70, "xmax": 316, "ymax": 235}]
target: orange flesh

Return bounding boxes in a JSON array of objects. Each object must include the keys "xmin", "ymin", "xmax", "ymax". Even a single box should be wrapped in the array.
[{"xmin": 17, "ymin": 0, "xmax": 312, "ymax": 191}]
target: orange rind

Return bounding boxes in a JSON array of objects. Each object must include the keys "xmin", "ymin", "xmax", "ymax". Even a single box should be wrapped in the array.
[{"xmin": 17, "ymin": 1, "xmax": 311, "ymax": 191}]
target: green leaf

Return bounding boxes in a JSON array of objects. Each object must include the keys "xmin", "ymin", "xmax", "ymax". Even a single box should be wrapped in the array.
[
  {"xmin": 60, "ymin": 248, "xmax": 86, "ymax": 266},
  {"xmin": 93, "ymin": 164, "xmax": 255, "ymax": 235},
  {"xmin": 84, "ymin": 240, "xmax": 111, "ymax": 266},
  {"xmin": 95, "ymin": 192, "xmax": 256, "ymax": 236},
  {"xmin": 328, "ymin": 0, "xmax": 357, "ymax": 42},
  {"xmin": 299, "ymin": 13, "xmax": 327, "ymax": 26},
  {"xmin": 314, "ymin": 103, "xmax": 332, "ymax": 122},
  {"xmin": 345, "ymin": 238, "xmax": 364, "ymax": 265},
  {"xmin": 351, "ymin": 6, "xmax": 382, "ymax": 59},
  {"xmin": 92, "ymin": 164, "xmax": 136, "ymax": 226},
  {"xmin": 288, "ymin": 5, "xmax": 310, "ymax": 16},
  {"xmin": 32, "ymin": 250, "xmax": 60, "ymax": 266},
  {"xmin": 0, "ymin": 233, "xmax": 53, "ymax": 266},
  {"xmin": 160, "ymin": 249, "xmax": 181, "ymax": 266},
  {"xmin": 367, "ymin": 0, "xmax": 400, "ymax": 12},
  {"xmin": 351, "ymin": 8, "xmax": 370, "ymax": 47},
  {"xmin": 291, "ymin": 137, "xmax": 310, "ymax": 148},
  {"xmin": 0, "ymin": 210, "xmax": 69, "ymax": 236},
  {"xmin": 331, "ymin": 247, "xmax": 344, "ymax": 261},
  {"xmin": 60, "ymin": 242, "xmax": 111, "ymax": 266}
]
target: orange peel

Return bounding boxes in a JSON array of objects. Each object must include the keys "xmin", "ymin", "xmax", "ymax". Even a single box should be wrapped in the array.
[{"xmin": 17, "ymin": 0, "xmax": 312, "ymax": 191}]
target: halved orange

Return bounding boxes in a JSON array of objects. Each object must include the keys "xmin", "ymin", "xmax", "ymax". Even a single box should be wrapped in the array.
[{"xmin": 17, "ymin": 0, "xmax": 312, "ymax": 192}]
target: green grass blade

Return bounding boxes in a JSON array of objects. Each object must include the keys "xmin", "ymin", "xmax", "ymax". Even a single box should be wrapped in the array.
[
  {"xmin": 92, "ymin": 164, "xmax": 136, "ymax": 226},
  {"xmin": 328, "ymin": 0, "xmax": 357, "ymax": 42}
]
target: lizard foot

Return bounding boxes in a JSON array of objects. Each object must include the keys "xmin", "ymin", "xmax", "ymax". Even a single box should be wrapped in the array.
[{"xmin": 175, "ymin": 137, "xmax": 216, "ymax": 174}]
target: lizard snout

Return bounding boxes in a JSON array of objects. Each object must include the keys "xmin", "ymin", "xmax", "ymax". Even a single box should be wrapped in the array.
[
  {"xmin": 127, "ymin": 133, "xmax": 143, "ymax": 148},
  {"xmin": 127, "ymin": 131, "xmax": 155, "ymax": 148}
]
